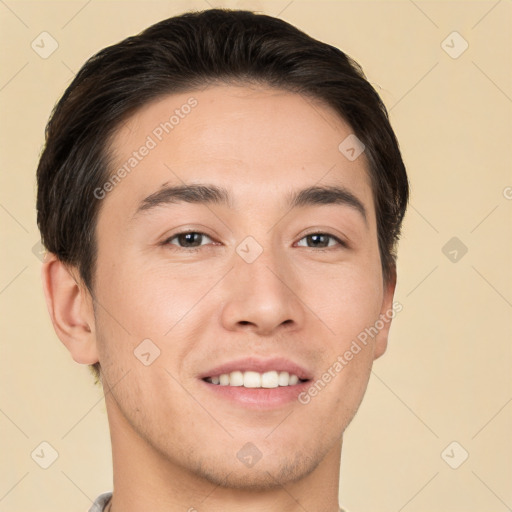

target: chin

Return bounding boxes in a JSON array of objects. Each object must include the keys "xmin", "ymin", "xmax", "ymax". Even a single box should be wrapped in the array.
[{"xmin": 188, "ymin": 446, "xmax": 323, "ymax": 491}]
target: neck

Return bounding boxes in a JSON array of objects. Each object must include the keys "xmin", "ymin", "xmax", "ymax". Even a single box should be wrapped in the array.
[{"xmin": 105, "ymin": 397, "xmax": 343, "ymax": 512}]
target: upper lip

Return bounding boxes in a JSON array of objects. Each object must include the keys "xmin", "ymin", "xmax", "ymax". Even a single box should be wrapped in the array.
[{"xmin": 199, "ymin": 357, "xmax": 313, "ymax": 381}]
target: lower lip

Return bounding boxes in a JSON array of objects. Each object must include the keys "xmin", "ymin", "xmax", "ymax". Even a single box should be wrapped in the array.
[{"xmin": 199, "ymin": 379, "xmax": 311, "ymax": 409}]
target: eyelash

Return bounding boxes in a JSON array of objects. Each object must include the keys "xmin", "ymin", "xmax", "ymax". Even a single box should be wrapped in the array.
[{"xmin": 162, "ymin": 230, "xmax": 347, "ymax": 252}]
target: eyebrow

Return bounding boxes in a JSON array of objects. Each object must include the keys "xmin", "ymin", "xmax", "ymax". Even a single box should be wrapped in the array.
[{"xmin": 133, "ymin": 182, "xmax": 368, "ymax": 225}]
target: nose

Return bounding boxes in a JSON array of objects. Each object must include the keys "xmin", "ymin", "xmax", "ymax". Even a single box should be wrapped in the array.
[{"xmin": 219, "ymin": 245, "xmax": 305, "ymax": 336}]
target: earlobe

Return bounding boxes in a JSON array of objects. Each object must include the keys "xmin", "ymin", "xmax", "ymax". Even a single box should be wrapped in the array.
[
  {"xmin": 41, "ymin": 254, "xmax": 99, "ymax": 365},
  {"xmin": 373, "ymin": 267, "xmax": 397, "ymax": 360}
]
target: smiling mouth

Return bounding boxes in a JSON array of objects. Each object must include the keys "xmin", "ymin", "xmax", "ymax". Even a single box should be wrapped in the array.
[{"xmin": 203, "ymin": 370, "xmax": 309, "ymax": 388}]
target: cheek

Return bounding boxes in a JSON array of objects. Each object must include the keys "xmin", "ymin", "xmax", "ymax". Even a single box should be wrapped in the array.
[
  {"xmin": 93, "ymin": 258, "xmax": 217, "ymax": 381},
  {"xmin": 306, "ymin": 262, "xmax": 383, "ymax": 345},
  {"xmin": 94, "ymin": 253, "xmax": 188, "ymax": 338},
  {"xmin": 303, "ymin": 259, "xmax": 383, "ymax": 421}
]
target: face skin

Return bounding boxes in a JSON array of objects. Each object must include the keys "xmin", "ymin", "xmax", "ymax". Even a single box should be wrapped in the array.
[{"xmin": 42, "ymin": 84, "xmax": 396, "ymax": 512}]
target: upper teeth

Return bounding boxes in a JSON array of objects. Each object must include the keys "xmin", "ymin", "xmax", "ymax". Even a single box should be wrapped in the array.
[{"xmin": 206, "ymin": 371, "xmax": 301, "ymax": 388}]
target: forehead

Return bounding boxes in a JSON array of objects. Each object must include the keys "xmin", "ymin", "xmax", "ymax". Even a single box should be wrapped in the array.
[{"xmin": 104, "ymin": 84, "xmax": 374, "ymax": 220}]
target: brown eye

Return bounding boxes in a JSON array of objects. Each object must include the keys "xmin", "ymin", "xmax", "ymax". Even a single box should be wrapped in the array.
[
  {"xmin": 165, "ymin": 232, "xmax": 214, "ymax": 249},
  {"xmin": 296, "ymin": 233, "xmax": 345, "ymax": 249}
]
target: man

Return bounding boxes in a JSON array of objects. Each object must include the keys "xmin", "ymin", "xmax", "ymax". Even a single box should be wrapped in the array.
[{"xmin": 36, "ymin": 8, "xmax": 408, "ymax": 512}]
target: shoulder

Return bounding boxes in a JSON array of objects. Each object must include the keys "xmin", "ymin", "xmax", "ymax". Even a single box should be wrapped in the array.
[{"xmin": 88, "ymin": 491, "xmax": 112, "ymax": 512}]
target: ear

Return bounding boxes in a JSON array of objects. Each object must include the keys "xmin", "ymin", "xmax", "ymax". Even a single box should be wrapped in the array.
[
  {"xmin": 373, "ymin": 266, "xmax": 397, "ymax": 360},
  {"xmin": 41, "ymin": 253, "xmax": 99, "ymax": 365}
]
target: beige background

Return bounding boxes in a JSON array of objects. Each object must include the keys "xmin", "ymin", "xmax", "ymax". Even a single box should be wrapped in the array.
[{"xmin": 1, "ymin": 1, "xmax": 511, "ymax": 511}]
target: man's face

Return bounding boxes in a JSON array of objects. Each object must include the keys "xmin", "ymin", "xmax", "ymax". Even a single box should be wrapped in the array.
[{"xmin": 91, "ymin": 84, "xmax": 395, "ymax": 488}]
